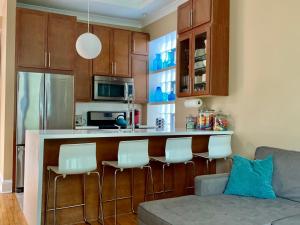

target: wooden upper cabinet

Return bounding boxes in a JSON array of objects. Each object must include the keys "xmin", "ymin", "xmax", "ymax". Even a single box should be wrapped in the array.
[
  {"xmin": 75, "ymin": 23, "xmax": 91, "ymax": 102},
  {"xmin": 16, "ymin": 8, "xmax": 76, "ymax": 71},
  {"xmin": 132, "ymin": 32, "xmax": 149, "ymax": 55},
  {"xmin": 132, "ymin": 55, "xmax": 148, "ymax": 104},
  {"xmin": 177, "ymin": 0, "xmax": 193, "ymax": 34},
  {"xmin": 16, "ymin": 8, "xmax": 48, "ymax": 69},
  {"xmin": 92, "ymin": 25, "xmax": 112, "ymax": 76},
  {"xmin": 193, "ymin": 0, "xmax": 211, "ymax": 27},
  {"xmin": 177, "ymin": 0, "xmax": 229, "ymax": 97},
  {"xmin": 112, "ymin": 29, "xmax": 131, "ymax": 77},
  {"xmin": 48, "ymin": 13, "xmax": 76, "ymax": 71}
]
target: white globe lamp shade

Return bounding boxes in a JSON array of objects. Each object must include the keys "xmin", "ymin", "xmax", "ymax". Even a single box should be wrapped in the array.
[{"xmin": 76, "ymin": 32, "xmax": 102, "ymax": 59}]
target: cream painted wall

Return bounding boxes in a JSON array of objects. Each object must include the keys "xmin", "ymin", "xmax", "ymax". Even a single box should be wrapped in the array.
[
  {"xmin": 143, "ymin": 11, "xmax": 177, "ymax": 41},
  {"xmin": 144, "ymin": 0, "xmax": 300, "ymax": 160},
  {"xmin": 205, "ymin": 0, "xmax": 300, "ymax": 157},
  {"xmin": 0, "ymin": 0, "xmax": 16, "ymax": 185}
]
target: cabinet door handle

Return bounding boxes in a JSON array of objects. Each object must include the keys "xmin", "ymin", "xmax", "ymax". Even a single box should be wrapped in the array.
[
  {"xmin": 114, "ymin": 62, "xmax": 117, "ymax": 75},
  {"xmin": 44, "ymin": 52, "xmax": 47, "ymax": 68},
  {"xmin": 48, "ymin": 52, "xmax": 51, "ymax": 68},
  {"xmin": 190, "ymin": 10, "xmax": 193, "ymax": 27},
  {"xmin": 133, "ymin": 40, "xmax": 136, "ymax": 53},
  {"xmin": 111, "ymin": 62, "xmax": 114, "ymax": 74}
]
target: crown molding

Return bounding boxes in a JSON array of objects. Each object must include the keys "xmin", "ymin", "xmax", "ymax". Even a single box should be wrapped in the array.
[
  {"xmin": 17, "ymin": 0, "xmax": 187, "ymax": 29},
  {"xmin": 141, "ymin": 0, "xmax": 188, "ymax": 27},
  {"xmin": 17, "ymin": 2, "xmax": 143, "ymax": 28}
]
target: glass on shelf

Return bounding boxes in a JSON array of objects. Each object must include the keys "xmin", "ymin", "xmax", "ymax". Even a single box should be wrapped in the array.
[
  {"xmin": 179, "ymin": 37, "xmax": 190, "ymax": 93},
  {"xmin": 149, "ymin": 68, "xmax": 176, "ymax": 103},
  {"xmin": 194, "ymin": 32, "xmax": 207, "ymax": 93}
]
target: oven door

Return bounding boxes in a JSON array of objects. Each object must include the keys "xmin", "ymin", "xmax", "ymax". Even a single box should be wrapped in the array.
[{"xmin": 94, "ymin": 79, "xmax": 126, "ymax": 101}]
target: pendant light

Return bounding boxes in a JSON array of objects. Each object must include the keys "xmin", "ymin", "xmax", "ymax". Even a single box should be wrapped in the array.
[{"xmin": 76, "ymin": 0, "xmax": 102, "ymax": 59}]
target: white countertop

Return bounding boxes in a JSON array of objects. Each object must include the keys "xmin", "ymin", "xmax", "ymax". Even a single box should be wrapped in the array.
[{"xmin": 26, "ymin": 128, "xmax": 234, "ymax": 139}]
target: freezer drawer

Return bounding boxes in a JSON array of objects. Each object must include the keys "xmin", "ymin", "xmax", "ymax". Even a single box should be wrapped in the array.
[{"xmin": 16, "ymin": 145, "xmax": 25, "ymax": 191}]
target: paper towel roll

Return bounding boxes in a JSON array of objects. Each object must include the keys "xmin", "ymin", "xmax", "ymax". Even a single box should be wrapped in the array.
[{"xmin": 184, "ymin": 99, "xmax": 203, "ymax": 108}]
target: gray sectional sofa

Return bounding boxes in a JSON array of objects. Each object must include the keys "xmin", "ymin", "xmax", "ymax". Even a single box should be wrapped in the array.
[{"xmin": 138, "ymin": 147, "xmax": 300, "ymax": 225}]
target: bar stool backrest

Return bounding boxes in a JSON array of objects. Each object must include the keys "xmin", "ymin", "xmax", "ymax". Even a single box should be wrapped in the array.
[
  {"xmin": 118, "ymin": 139, "xmax": 149, "ymax": 168},
  {"xmin": 58, "ymin": 143, "xmax": 97, "ymax": 175},
  {"xmin": 165, "ymin": 137, "xmax": 193, "ymax": 163},
  {"xmin": 208, "ymin": 135, "xmax": 232, "ymax": 159}
]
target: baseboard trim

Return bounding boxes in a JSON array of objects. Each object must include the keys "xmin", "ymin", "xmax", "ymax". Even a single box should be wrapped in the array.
[{"xmin": 0, "ymin": 176, "xmax": 12, "ymax": 193}]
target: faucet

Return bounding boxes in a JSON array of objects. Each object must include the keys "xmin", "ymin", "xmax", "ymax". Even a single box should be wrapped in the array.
[{"xmin": 127, "ymin": 94, "xmax": 135, "ymax": 132}]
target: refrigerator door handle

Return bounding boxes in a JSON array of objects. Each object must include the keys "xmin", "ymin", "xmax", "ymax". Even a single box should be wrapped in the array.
[
  {"xmin": 44, "ymin": 75, "xmax": 49, "ymax": 129},
  {"xmin": 39, "ymin": 75, "xmax": 45, "ymax": 130}
]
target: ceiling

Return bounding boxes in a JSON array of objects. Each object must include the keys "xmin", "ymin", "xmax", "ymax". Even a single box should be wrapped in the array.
[{"xmin": 17, "ymin": 0, "xmax": 180, "ymax": 21}]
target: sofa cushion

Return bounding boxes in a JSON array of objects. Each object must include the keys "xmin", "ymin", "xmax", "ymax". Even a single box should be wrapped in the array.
[
  {"xmin": 224, "ymin": 155, "xmax": 276, "ymax": 199},
  {"xmin": 255, "ymin": 146, "xmax": 300, "ymax": 202},
  {"xmin": 271, "ymin": 214, "xmax": 300, "ymax": 225},
  {"xmin": 138, "ymin": 195, "xmax": 300, "ymax": 225}
]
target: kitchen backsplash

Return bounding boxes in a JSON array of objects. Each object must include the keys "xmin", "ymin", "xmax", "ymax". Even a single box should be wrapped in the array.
[{"xmin": 76, "ymin": 102, "xmax": 143, "ymax": 126}]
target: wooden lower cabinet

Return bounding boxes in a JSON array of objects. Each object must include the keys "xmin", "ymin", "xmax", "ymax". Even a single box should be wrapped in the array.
[
  {"xmin": 74, "ymin": 23, "xmax": 92, "ymax": 102},
  {"xmin": 132, "ymin": 55, "xmax": 148, "ymax": 104}
]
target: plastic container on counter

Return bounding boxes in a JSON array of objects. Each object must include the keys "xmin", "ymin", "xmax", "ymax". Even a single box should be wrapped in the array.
[
  {"xmin": 213, "ymin": 112, "xmax": 229, "ymax": 131},
  {"xmin": 197, "ymin": 110, "xmax": 215, "ymax": 130}
]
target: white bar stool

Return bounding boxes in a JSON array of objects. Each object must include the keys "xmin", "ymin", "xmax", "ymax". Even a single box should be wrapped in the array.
[
  {"xmin": 193, "ymin": 135, "xmax": 232, "ymax": 174},
  {"xmin": 150, "ymin": 137, "xmax": 195, "ymax": 195},
  {"xmin": 45, "ymin": 143, "xmax": 103, "ymax": 225},
  {"xmin": 101, "ymin": 139, "xmax": 154, "ymax": 225}
]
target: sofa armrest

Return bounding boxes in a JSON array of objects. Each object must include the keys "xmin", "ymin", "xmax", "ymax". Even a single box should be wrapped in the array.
[{"xmin": 195, "ymin": 173, "xmax": 229, "ymax": 196}]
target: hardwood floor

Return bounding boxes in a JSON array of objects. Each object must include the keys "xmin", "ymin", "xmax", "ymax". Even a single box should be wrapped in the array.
[
  {"xmin": 0, "ymin": 193, "xmax": 138, "ymax": 225},
  {"xmin": 0, "ymin": 193, "xmax": 27, "ymax": 225}
]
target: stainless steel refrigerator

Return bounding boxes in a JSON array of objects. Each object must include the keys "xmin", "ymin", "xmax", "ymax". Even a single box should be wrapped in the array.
[{"xmin": 16, "ymin": 72, "xmax": 74, "ymax": 192}]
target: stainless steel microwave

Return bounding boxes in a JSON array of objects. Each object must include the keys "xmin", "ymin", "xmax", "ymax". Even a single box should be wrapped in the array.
[{"xmin": 93, "ymin": 75, "xmax": 134, "ymax": 101}]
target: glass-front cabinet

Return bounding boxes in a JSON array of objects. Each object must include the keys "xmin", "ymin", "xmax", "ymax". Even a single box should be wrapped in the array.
[
  {"xmin": 177, "ymin": 32, "xmax": 192, "ymax": 97},
  {"xmin": 192, "ymin": 25, "xmax": 210, "ymax": 95},
  {"xmin": 176, "ymin": 0, "xmax": 229, "ymax": 97}
]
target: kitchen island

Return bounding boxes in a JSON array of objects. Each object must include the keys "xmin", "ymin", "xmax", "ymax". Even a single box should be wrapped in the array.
[{"xmin": 24, "ymin": 129, "xmax": 233, "ymax": 225}]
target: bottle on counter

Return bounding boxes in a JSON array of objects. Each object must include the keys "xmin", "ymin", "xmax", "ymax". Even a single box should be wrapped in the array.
[{"xmin": 186, "ymin": 115, "xmax": 196, "ymax": 129}]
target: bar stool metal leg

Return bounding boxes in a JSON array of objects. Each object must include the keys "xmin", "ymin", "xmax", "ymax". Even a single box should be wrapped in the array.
[
  {"xmin": 206, "ymin": 159, "xmax": 209, "ymax": 174},
  {"xmin": 91, "ymin": 171, "xmax": 104, "ymax": 224},
  {"xmin": 185, "ymin": 161, "xmax": 196, "ymax": 189},
  {"xmin": 114, "ymin": 168, "xmax": 120, "ymax": 225},
  {"xmin": 44, "ymin": 170, "xmax": 51, "ymax": 225},
  {"xmin": 130, "ymin": 168, "xmax": 135, "ymax": 213},
  {"xmin": 53, "ymin": 175, "xmax": 63, "ymax": 225},
  {"xmin": 147, "ymin": 166, "xmax": 155, "ymax": 200},
  {"xmin": 162, "ymin": 163, "xmax": 167, "ymax": 195},
  {"xmin": 143, "ymin": 165, "xmax": 155, "ymax": 201}
]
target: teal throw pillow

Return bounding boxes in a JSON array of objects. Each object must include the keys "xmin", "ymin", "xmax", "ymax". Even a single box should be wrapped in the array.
[{"xmin": 224, "ymin": 154, "xmax": 276, "ymax": 199}]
